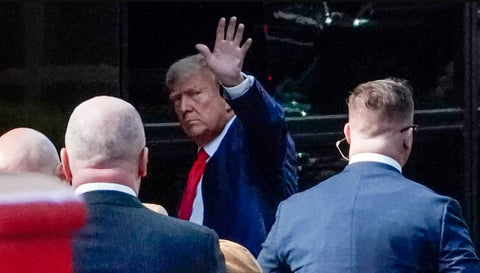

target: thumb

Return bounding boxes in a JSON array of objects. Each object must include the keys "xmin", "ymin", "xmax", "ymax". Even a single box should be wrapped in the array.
[{"xmin": 195, "ymin": 44, "xmax": 212, "ymax": 59}]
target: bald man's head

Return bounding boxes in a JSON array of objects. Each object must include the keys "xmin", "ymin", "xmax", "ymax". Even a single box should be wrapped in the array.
[
  {"xmin": 0, "ymin": 128, "xmax": 60, "ymax": 176},
  {"xmin": 62, "ymin": 96, "xmax": 148, "ymax": 191},
  {"xmin": 64, "ymin": 96, "xmax": 146, "ymax": 169}
]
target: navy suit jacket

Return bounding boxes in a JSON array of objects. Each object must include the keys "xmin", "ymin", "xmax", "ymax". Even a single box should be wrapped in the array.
[
  {"xmin": 200, "ymin": 78, "xmax": 298, "ymax": 257},
  {"xmin": 258, "ymin": 161, "xmax": 480, "ymax": 273},
  {"xmin": 73, "ymin": 190, "xmax": 227, "ymax": 273}
]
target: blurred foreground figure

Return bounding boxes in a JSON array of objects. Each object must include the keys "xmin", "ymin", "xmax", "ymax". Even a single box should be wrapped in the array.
[
  {"xmin": 258, "ymin": 78, "xmax": 480, "ymax": 272},
  {"xmin": 0, "ymin": 172, "xmax": 85, "ymax": 273},
  {"xmin": 62, "ymin": 96, "xmax": 227, "ymax": 273},
  {"xmin": 0, "ymin": 127, "xmax": 64, "ymax": 180}
]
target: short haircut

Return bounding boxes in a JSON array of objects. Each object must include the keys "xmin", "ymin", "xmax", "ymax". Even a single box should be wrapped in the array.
[{"xmin": 347, "ymin": 77, "xmax": 414, "ymax": 123}]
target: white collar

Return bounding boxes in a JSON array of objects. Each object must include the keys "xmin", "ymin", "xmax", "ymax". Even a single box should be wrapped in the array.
[
  {"xmin": 203, "ymin": 116, "xmax": 236, "ymax": 157},
  {"xmin": 75, "ymin": 182, "xmax": 137, "ymax": 197},
  {"xmin": 349, "ymin": 153, "xmax": 402, "ymax": 172}
]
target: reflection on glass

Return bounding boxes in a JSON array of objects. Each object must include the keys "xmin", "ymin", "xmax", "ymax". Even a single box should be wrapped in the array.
[{"xmin": 264, "ymin": 2, "xmax": 462, "ymax": 117}]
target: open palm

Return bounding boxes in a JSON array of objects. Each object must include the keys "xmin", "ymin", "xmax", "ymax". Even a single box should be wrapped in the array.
[{"xmin": 196, "ymin": 17, "xmax": 252, "ymax": 87}]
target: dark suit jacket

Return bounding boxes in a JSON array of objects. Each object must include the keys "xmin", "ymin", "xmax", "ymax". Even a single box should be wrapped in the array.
[
  {"xmin": 73, "ymin": 190, "xmax": 227, "ymax": 273},
  {"xmin": 201, "ymin": 78, "xmax": 298, "ymax": 257},
  {"xmin": 258, "ymin": 161, "xmax": 480, "ymax": 273}
]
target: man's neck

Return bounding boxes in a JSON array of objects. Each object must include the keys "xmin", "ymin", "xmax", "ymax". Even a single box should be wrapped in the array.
[
  {"xmin": 71, "ymin": 168, "xmax": 139, "ymax": 195},
  {"xmin": 349, "ymin": 152, "xmax": 402, "ymax": 172},
  {"xmin": 75, "ymin": 182, "xmax": 137, "ymax": 197}
]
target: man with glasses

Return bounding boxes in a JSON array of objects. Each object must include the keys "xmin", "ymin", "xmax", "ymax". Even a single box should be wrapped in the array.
[{"xmin": 258, "ymin": 78, "xmax": 480, "ymax": 272}]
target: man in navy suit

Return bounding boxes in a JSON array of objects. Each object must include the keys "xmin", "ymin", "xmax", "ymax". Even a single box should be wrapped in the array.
[
  {"xmin": 165, "ymin": 16, "xmax": 298, "ymax": 257},
  {"xmin": 61, "ymin": 96, "xmax": 227, "ymax": 273},
  {"xmin": 258, "ymin": 78, "xmax": 480, "ymax": 272}
]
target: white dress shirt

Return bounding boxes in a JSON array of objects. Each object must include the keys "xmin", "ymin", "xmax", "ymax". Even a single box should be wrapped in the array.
[
  {"xmin": 189, "ymin": 116, "xmax": 236, "ymax": 225},
  {"xmin": 189, "ymin": 74, "xmax": 255, "ymax": 225},
  {"xmin": 349, "ymin": 153, "xmax": 402, "ymax": 173},
  {"xmin": 75, "ymin": 182, "xmax": 137, "ymax": 197}
]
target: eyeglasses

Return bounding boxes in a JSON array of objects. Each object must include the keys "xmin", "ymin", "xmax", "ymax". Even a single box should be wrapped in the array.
[{"xmin": 400, "ymin": 124, "xmax": 418, "ymax": 133}]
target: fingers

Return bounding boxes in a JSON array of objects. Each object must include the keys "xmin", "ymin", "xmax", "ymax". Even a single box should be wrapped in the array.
[
  {"xmin": 215, "ymin": 16, "xmax": 252, "ymax": 49},
  {"xmin": 226, "ymin": 16, "xmax": 237, "ymax": 41},
  {"xmin": 233, "ymin": 23, "xmax": 244, "ymax": 45},
  {"xmin": 241, "ymin": 38, "xmax": 253, "ymax": 55},
  {"xmin": 195, "ymin": 44, "xmax": 212, "ymax": 59},
  {"xmin": 216, "ymin": 17, "xmax": 226, "ymax": 44}
]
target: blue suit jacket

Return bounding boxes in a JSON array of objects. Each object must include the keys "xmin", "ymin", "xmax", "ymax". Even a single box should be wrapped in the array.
[
  {"xmin": 258, "ymin": 161, "xmax": 480, "ymax": 273},
  {"xmin": 200, "ymin": 78, "xmax": 298, "ymax": 257},
  {"xmin": 73, "ymin": 190, "xmax": 227, "ymax": 273}
]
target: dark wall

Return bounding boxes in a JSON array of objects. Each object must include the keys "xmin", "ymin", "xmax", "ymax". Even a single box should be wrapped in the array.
[{"xmin": 0, "ymin": 2, "xmax": 121, "ymax": 148}]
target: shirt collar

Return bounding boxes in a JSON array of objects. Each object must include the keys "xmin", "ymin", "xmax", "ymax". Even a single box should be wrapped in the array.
[
  {"xmin": 203, "ymin": 115, "xmax": 236, "ymax": 157},
  {"xmin": 349, "ymin": 153, "xmax": 402, "ymax": 173},
  {"xmin": 75, "ymin": 182, "xmax": 137, "ymax": 197}
]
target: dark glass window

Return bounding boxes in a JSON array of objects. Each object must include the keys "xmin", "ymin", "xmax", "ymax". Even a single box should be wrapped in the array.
[
  {"xmin": 127, "ymin": 2, "xmax": 468, "ymax": 210},
  {"xmin": 263, "ymin": 2, "xmax": 463, "ymax": 116},
  {"xmin": 127, "ymin": 2, "xmax": 464, "ymax": 122},
  {"xmin": 127, "ymin": 2, "xmax": 265, "ymax": 123},
  {"xmin": 0, "ymin": 2, "xmax": 474, "ymax": 224}
]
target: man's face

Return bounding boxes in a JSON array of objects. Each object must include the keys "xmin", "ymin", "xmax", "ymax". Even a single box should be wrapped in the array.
[{"xmin": 169, "ymin": 71, "xmax": 231, "ymax": 146}]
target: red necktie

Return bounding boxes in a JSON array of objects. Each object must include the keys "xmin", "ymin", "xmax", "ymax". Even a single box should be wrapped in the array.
[{"xmin": 178, "ymin": 149, "xmax": 209, "ymax": 220}]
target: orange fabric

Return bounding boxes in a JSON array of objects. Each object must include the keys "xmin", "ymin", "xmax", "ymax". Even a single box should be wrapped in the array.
[{"xmin": 178, "ymin": 149, "xmax": 209, "ymax": 220}]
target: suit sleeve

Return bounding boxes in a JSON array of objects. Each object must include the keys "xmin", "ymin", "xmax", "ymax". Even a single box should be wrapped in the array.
[
  {"xmin": 205, "ymin": 230, "xmax": 228, "ymax": 273},
  {"xmin": 225, "ymin": 76, "xmax": 298, "ymax": 197},
  {"xmin": 226, "ymin": 77, "xmax": 286, "ymax": 149},
  {"xmin": 257, "ymin": 202, "xmax": 292, "ymax": 273},
  {"xmin": 204, "ymin": 230, "xmax": 228, "ymax": 273},
  {"xmin": 438, "ymin": 199, "xmax": 480, "ymax": 272}
]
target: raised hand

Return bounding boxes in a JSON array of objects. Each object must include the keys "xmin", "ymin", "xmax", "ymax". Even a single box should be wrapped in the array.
[{"xmin": 195, "ymin": 16, "xmax": 252, "ymax": 87}]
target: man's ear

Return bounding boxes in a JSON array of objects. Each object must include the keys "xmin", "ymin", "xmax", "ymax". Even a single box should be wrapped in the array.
[
  {"xmin": 225, "ymin": 101, "xmax": 232, "ymax": 112},
  {"xmin": 138, "ymin": 147, "xmax": 148, "ymax": 178},
  {"xmin": 54, "ymin": 163, "xmax": 68, "ymax": 185},
  {"xmin": 403, "ymin": 130, "xmax": 413, "ymax": 151},
  {"xmin": 60, "ymin": 148, "xmax": 72, "ymax": 181},
  {"xmin": 344, "ymin": 123, "xmax": 351, "ymax": 144}
]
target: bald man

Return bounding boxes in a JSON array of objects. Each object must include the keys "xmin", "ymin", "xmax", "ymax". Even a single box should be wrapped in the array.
[
  {"xmin": 0, "ymin": 127, "xmax": 63, "ymax": 178},
  {"xmin": 62, "ymin": 96, "xmax": 227, "ymax": 273}
]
